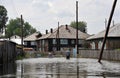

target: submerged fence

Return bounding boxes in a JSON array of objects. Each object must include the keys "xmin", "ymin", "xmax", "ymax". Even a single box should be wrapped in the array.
[{"xmin": 79, "ymin": 49, "xmax": 120, "ymax": 61}]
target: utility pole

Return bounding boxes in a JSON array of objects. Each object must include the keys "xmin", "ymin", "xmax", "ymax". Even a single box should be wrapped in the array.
[
  {"xmin": 76, "ymin": 1, "xmax": 79, "ymax": 54},
  {"xmin": 20, "ymin": 15, "xmax": 24, "ymax": 78},
  {"xmin": 98, "ymin": 0, "xmax": 117, "ymax": 63},
  {"xmin": 56, "ymin": 22, "xmax": 60, "ymax": 51},
  {"xmin": 76, "ymin": 2, "xmax": 79, "ymax": 78},
  {"xmin": 21, "ymin": 15, "xmax": 24, "ymax": 56},
  {"xmin": 57, "ymin": 22, "xmax": 60, "ymax": 51}
]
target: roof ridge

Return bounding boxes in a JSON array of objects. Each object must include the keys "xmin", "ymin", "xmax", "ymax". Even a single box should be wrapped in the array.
[
  {"xmin": 24, "ymin": 32, "xmax": 38, "ymax": 39},
  {"xmin": 47, "ymin": 25, "xmax": 63, "ymax": 38}
]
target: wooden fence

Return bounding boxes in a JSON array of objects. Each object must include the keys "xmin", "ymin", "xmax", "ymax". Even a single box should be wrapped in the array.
[
  {"xmin": 0, "ymin": 40, "xmax": 16, "ymax": 64},
  {"xmin": 79, "ymin": 49, "xmax": 120, "ymax": 61}
]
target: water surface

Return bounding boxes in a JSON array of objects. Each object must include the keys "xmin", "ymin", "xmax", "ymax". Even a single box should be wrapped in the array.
[{"xmin": 0, "ymin": 58, "xmax": 120, "ymax": 78}]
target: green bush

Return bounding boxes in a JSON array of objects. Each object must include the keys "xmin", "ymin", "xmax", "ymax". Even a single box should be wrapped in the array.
[{"xmin": 16, "ymin": 55, "xmax": 24, "ymax": 60}]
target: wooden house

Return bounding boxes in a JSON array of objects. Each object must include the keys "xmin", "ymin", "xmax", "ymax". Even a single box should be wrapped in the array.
[
  {"xmin": 24, "ymin": 32, "xmax": 42, "ymax": 51},
  {"xmin": 37, "ymin": 25, "xmax": 90, "ymax": 52},
  {"xmin": 87, "ymin": 23, "xmax": 120, "ymax": 50}
]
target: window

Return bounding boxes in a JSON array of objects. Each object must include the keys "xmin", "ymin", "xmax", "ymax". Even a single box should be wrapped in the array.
[
  {"xmin": 53, "ymin": 39, "xmax": 56, "ymax": 44},
  {"xmin": 24, "ymin": 42, "xmax": 27, "ymax": 45},
  {"xmin": 60, "ymin": 39, "xmax": 68, "ymax": 44},
  {"xmin": 98, "ymin": 41, "xmax": 102, "ymax": 49},
  {"xmin": 98, "ymin": 41, "xmax": 106, "ymax": 49},
  {"xmin": 31, "ymin": 41, "xmax": 36, "ymax": 45},
  {"xmin": 71, "ymin": 40, "xmax": 75, "ymax": 44},
  {"xmin": 78, "ymin": 40, "xmax": 83, "ymax": 44},
  {"xmin": 91, "ymin": 42, "xmax": 95, "ymax": 49},
  {"xmin": 42, "ymin": 40, "xmax": 44, "ymax": 46}
]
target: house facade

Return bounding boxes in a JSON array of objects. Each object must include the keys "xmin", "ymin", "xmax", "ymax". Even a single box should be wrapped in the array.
[
  {"xmin": 24, "ymin": 32, "xmax": 41, "ymax": 51},
  {"xmin": 87, "ymin": 23, "xmax": 120, "ymax": 50},
  {"xmin": 37, "ymin": 25, "xmax": 90, "ymax": 52}
]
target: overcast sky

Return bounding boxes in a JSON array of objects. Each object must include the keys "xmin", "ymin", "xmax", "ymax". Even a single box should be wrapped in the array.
[{"xmin": 0, "ymin": 0, "xmax": 120, "ymax": 34}]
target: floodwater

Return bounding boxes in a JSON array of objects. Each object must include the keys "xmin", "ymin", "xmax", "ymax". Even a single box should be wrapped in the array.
[{"xmin": 0, "ymin": 58, "xmax": 120, "ymax": 78}]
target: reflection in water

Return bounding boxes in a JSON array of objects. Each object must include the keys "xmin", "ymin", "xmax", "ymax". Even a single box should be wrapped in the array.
[
  {"xmin": 0, "ymin": 62, "xmax": 16, "ymax": 77},
  {"xmin": 77, "ymin": 59, "xmax": 79, "ymax": 78},
  {"xmin": 0, "ymin": 58, "xmax": 120, "ymax": 78},
  {"xmin": 17, "ymin": 58, "xmax": 120, "ymax": 78}
]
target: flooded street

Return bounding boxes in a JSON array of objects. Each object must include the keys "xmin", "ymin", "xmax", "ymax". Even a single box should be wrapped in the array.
[{"xmin": 0, "ymin": 58, "xmax": 120, "ymax": 78}]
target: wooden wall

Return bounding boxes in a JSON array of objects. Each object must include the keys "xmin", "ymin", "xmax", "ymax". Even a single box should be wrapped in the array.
[{"xmin": 0, "ymin": 41, "xmax": 16, "ymax": 64}]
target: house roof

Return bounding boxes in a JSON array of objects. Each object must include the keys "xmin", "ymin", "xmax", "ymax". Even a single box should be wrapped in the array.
[
  {"xmin": 0, "ymin": 39, "xmax": 17, "ymax": 45},
  {"xmin": 87, "ymin": 23, "xmax": 120, "ymax": 40},
  {"xmin": 38, "ymin": 25, "xmax": 90, "ymax": 40},
  {"xmin": 10, "ymin": 35, "xmax": 22, "ymax": 45},
  {"xmin": 10, "ymin": 35, "xmax": 21, "ymax": 39},
  {"xmin": 11, "ymin": 39, "xmax": 22, "ymax": 45},
  {"xmin": 0, "ymin": 35, "xmax": 22, "ymax": 45},
  {"xmin": 24, "ymin": 32, "xmax": 40, "ymax": 41}
]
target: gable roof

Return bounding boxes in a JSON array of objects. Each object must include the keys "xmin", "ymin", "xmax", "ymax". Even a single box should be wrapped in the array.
[
  {"xmin": 11, "ymin": 38, "xmax": 22, "ymax": 45},
  {"xmin": 38, "ymin": 25, "xmax": 90, "ymax": 40},
  {"xmin": 10, "ymin": 35, "xmax": 22, "ymax": 45},
  {"xmin": 87, "ymin": 23, "xmax": 120, "ymax": 40},
  {"xmin": 24, "ymin": 32, "xmax": 40, "ymax": 41}
]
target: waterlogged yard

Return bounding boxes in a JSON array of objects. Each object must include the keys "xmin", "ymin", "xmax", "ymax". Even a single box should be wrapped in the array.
[{"xmin": 0, "ymin": 58, "xmax": 120, "ymax": 78}]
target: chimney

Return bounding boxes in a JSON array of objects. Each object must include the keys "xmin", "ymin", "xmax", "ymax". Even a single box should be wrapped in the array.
[
  {"xmin": 65, "ymin": 24, "xmax": 68, "ymax": 30},
  {"xmin": 46, "ymin": 30, "xmax": 48, "ymax": 34},
  {"xmin": 50, "ymin": 28, "xmax": 53, "ymax": 33}
]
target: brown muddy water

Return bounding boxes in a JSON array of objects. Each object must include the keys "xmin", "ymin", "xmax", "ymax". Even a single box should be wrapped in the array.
[{"xmin": 0, "ymin": 58, "xmax": 120, "ymax": 78}]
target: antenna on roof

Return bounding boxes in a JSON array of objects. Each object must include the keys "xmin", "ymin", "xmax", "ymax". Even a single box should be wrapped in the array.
[
  {"xmin": 113, "ymin": 20, "xmax": 115, "ymax": 26},
  {"xmin": 105, "ymin": 18, "xmax": 107, "ymax": 29}
]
